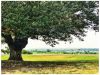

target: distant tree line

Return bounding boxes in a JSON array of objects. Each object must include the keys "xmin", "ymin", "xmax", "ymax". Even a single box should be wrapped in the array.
[{"xmin": 1, "ymin": 49, "xmax": 98, "ymax": 54}]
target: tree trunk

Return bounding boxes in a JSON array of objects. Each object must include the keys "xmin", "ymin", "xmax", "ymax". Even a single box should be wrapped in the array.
[
  {"xmin": 9, "ymin": 49, "xmax": 23, "ymax": 61},
  {"xmin": 2, "ymin": 34, "xmax": 28, "ymax": 61},
  {"xmin": 8, "ymin": 37, "xmax": 28, "ymax": 61}
]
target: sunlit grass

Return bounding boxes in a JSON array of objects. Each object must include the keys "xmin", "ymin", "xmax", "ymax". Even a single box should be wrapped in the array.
[{"xmin": 2, "ymin": 54, "xmax": 99, "ymax": 62}]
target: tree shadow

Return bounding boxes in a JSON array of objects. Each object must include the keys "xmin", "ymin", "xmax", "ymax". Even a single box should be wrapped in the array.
[{"xmin": 1, "ymin": 60, "xmax": 99, "ymax": 74}]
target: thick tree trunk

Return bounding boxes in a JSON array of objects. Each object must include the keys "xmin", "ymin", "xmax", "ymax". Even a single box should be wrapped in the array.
[
  {"xmin": 9, "ymin": 49, "xmax": 23, "ymax": 61},
  {"xmin": 2, "ymin": 34, "xmax": 28, "ymax": 61}
]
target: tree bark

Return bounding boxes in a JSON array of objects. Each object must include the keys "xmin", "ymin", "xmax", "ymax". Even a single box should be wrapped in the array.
[
  {"xmin": 9, "ymin": 49, "xmax": 23, "ymax": 61},
  {"xmin": 8, "ymin": 38, "xmax": 28, "ymax": 61},
  {"xmin": 2, "ymin": 34, "xmax": 28, "ymax": 61}
]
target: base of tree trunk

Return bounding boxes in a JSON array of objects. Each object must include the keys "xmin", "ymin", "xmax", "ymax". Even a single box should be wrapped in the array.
[
  {"xmin": 8, "ymin": 56, "xmax": 23, "ymax": 61},
  {"xmin": 8, "ymin": 49, "xmax": 23, "ymax": 61}
]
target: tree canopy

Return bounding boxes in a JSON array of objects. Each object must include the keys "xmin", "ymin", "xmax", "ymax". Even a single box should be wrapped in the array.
[{"xmin": 2, "ymin": 1, "xmax": 99, "ymax": 46}]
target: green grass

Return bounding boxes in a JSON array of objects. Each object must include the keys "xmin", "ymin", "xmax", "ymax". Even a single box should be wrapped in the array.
[
  {"xmin": 1, "ymin": 54, "xmax": 99, "ymax": 74},
  {"xmin": 2, "ymin": 54, "xmax": 99, "ymax": 62}
]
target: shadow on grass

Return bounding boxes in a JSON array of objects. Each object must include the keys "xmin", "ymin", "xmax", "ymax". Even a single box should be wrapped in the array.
[
  {"xmin": 1, "ymin": 60, "xmax": 99, "ymax": 74},
  {"xmin": 2, "ymin": 60, "xmax": 98, "ymax": 68},
  {"xmin": 2, "ymin": 59, "xmax": 99, "ymax": 63}
]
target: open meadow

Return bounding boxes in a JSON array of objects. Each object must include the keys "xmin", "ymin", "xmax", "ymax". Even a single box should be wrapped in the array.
[{"xmin": 1, "ymin": 54, "xmax": 99, "ymax": 74}]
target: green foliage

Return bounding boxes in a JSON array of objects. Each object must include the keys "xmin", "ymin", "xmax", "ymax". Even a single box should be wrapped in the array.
[
  {"xmin": 22, "ymin": 50, "xmax": 33, "ymax": 54},
  {"xmin": 47, "ymin": 49, "xmax": 51, "ymax": 52},
  {"xmin": 1, "ymin": 49, "xmax": 10, "ymax": 54},
  {"xmin": 2, "ymin": 1, "xmax": 99, "ymax": 46},
  {"xmin": 1, "ymin": 47, "xmax": 10, "ymax": 54}
]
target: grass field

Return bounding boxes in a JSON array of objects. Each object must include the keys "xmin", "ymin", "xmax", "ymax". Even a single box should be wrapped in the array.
[{"xmin": 1, "ymin": 54, "xmax": 99, "ymax": 74}]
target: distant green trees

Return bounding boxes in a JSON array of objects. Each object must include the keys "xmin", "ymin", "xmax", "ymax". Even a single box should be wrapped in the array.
[
  {"xmin": 1, "ymin": 49, "xmax": 98, "ymax": 54},
  {"xmin": 47, "ymin": 49, "xmax": 51, "ymax": 52},
  {"xmin": 22, "ymin": 50, "xmax": 33, "ymax": 54},
  {"xmin": 23, "ymin": 49, "xmax": 99, "ymax": 54}
]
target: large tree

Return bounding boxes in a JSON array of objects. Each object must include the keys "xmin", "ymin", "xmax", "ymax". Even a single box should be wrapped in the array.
[{"xmin": 1, "ymin": 1, "xmax": 99, "ymax": 61}]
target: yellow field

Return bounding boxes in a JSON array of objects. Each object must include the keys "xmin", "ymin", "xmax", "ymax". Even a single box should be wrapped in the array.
[{"xmin": 2, "ymin": 54, "xmax": 98, "ymax": 62}]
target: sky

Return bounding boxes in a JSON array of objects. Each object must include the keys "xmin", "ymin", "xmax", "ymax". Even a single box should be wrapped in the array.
[
  {"xmin": 1, "ymin": 29, "xmax": 99, "ymax": 50},
  {"xmin": 25, "ymin": 30, "xmax": 99, "ymax": 49}
]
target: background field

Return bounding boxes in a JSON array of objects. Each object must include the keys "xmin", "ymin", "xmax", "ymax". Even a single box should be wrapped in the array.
[
  {"xmin": 1, "ymin": 54, "xmax": 99, "ymax": 74},
  {"xmin": 2, "ymin": 54, "xmax": 99, "ymax": 62}
]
